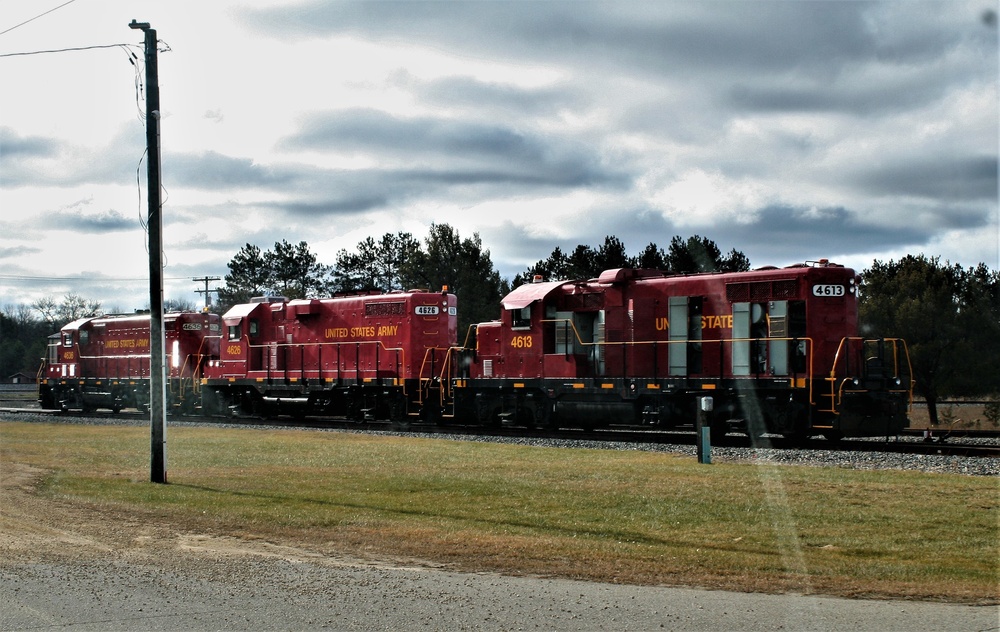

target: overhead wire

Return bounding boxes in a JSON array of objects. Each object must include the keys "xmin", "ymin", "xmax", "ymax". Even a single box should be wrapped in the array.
[
  {"xmin": 0, "ymin": 43, "xmax": 141, "ymax": 58},
  {"xmin": 0, "ymin": 0, "xmax": 79, "ymax": 37},
  {"xmin": 0, "ymin": 274, "xmax": 196, "ymax": 283}
]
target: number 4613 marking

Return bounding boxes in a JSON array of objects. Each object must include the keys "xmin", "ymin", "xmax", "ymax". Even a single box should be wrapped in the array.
[
  {"xmin": 510, "ymin": 335, "xmax": 533, "ymax": 349},
  {"xmin": 812, "ymin": 284, "xmax": 845, "ymax": 297}
]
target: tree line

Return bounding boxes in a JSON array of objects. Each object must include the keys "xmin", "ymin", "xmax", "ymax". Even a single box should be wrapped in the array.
[
  {"xmin": 2, "ymin": 227, "xmax": 997, "ymax": 424},
  {"xmin": 216, "ymin": 228, "xmax": 751, "ymax": 334},
  {"xmin": 859, "ymin": 255, "xmax": 1000, "ymax": 424}
]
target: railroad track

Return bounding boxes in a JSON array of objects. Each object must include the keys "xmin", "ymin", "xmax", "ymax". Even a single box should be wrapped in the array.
[{"xmin": 4, "ymin": 406, "xmax": 998, "ymax": 459}]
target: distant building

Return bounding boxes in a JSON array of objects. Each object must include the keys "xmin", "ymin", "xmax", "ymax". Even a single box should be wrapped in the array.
[{"xmin": 7, "ymin": 372, "xmax": 35, "ymax": 384}]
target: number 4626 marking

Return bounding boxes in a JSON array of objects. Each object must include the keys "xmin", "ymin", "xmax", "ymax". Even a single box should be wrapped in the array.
[{"xmin": 510, "ymin": 335, "xmax": 533, "ymax": 349}]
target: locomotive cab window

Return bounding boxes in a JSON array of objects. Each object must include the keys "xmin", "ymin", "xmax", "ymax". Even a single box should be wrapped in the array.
[
  {"xmin": 228, "ymin": 324, "xmax": 242, "ymax": 341},
  {"xmin": 511, "ymin": 306, "xmax": 532, "ymax": 330},
  {"xmin": 62, "ymin": 333, "xmax": 73, "ymax": 347},
  {"xmin": 79, "ymin": 330, "xmax": 90, "ymax": 346},
  {"xmin": 47, "ymin": 333, "xmax": 61, "ymax": 364},
  {"xmin": 248, "ymin": 319, "xmax": 260, "ymax": 337}
]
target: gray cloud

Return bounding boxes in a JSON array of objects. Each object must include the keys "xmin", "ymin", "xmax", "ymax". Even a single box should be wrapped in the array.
[
  {"xmin": 0, "ymin": 127, "xmax": 144, "ymax": 189},
  {"xmin": 0, "ymin": 127, "xmax": 58, "ymax": 159},
  {"xmin": 849, "ymin": 155, "xmax": 997, "ymax": 201},
  {"xmin": 403, "ymin": 73, "xmax": 587, "ymax": 116},
  {"xmin": 488, "ymin": 202, "xmax": 945, "ymax": 277},
  {"xmin": 202, "ymin": 3, "xmax": 998, "ymax": 275},
  {"xmin": 246, "ymin": 3, "xmax": 991, "ymax": 84},
  {"xmin": 163, "ymin": 151, "xmax": 298, "ymax": 190},
  {"xmin": 0, "ymin": 244, "xmax": 42, "ymax": 259},
  {"xmin": 694, "ymin": 205, "xmax": 931, "ymax": 265},
  {"xmin": 51, "ymin": 208, "xmax": 137, "ymax": 234},
  {"xmin": 280, "ymin": 109, "xmax": 617, "ymax": 186}
]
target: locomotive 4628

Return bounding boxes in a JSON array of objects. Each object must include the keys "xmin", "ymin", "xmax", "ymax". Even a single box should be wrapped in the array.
[{"xmin": 38, "ymin": 259, "xmax": 913, "ymax": 440}]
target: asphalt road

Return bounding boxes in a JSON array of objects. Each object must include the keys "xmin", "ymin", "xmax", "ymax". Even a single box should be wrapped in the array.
[{"xmin": 2, "ymin": 557, "xmax": 997, "ymax": 632}]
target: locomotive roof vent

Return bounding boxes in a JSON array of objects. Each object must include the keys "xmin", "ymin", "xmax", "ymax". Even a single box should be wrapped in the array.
[{"xmin": 250, "ymin": 296, "xmax": 288, "ymax": 304}]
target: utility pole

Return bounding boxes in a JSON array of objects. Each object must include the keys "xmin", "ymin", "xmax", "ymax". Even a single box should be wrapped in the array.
[
  {"xmin": 193, "ymin": 276, "xmax": 221, "ymax": 309},
  {"xmin": 130, "ymin": 19, "xmax": 167, "ymax": 484}
]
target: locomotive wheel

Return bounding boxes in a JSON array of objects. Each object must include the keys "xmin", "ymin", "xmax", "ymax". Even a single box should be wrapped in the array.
[{"xmin": 781, "ymin": 407, "xmax": 811, "ymax": 444}]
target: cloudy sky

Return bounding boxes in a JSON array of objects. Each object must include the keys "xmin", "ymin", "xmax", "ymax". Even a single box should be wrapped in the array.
[{"xmin": 1, "ymin": 0, "xmax": 997, "ymax": 313}]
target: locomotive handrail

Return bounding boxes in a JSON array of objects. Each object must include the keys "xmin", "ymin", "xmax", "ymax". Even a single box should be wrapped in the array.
[
  {"xmin": 538, "ymin": 318, "xmax": 816, "ymax": 402},
  {"xmin": 170, "ymin": 335, "xmax": 220, "ymax": 402},
  {"xmin": 73, "ymin": 350, "xmax": 151, "ymax": 379},
  {"xmin": 415, "ymin": 345, "xmax": 459, "ymax": 408},
  {"xmin": 240, "ymin": 339, "xmax": 407, "ymax": 383},
  {"xmin": 460, "ymin": 324, "xmax": 478, "ymax": 350},
  {"xmin": 822, "ymin": 337, "xmax": 914, "ymax": 414}
]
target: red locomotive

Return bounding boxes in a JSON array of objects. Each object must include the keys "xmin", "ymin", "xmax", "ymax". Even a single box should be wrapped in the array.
[
  {"xmin": 36, "ymin": 259, "xmax": 912, "ymax": 441},
  {"xmin": 200, "ymin": 289, "xmax": 458, "ymax": 421},
  {"xmin": 38, "ymin": 311, "xmax": 220, "ymax": 413},
  {"xmin": 450, "ymin": 260, "xmax": 913, "ymax": 440}
]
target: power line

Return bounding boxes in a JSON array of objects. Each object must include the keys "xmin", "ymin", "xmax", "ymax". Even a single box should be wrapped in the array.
[
  {"xmin": 0, "ymin": 43, "xmax": 139, "ymax": 58},
  {"xmin": 0, "ymin": 0, "xmax": 78, "ymax": 37},
  {"xmin": 0, "ymin": 274, "xmax": 208, "ymax": 283}
]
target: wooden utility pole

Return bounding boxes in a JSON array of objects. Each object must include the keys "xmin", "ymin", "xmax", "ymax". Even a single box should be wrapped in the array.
[
  {"xmin": 193, "ymin": 276, "xmax": 221, "ymax": 309},
  {"xmin": 130, "ymin": 19, "xmax": 167, "ymax": 484}
]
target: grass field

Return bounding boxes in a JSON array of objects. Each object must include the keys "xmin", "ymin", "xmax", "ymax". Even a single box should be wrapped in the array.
[{"xmin": 1, "ymin": 420, "xmax": 997, "ymax": 602}]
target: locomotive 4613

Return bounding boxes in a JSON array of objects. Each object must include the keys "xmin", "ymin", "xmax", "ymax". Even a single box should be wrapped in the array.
[{"xmin": 451, "ymin": 259, "xmax": 912, "ymax": 441}]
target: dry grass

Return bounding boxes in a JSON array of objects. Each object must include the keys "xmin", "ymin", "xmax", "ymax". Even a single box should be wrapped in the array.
[
  {"xmin": 1, "ymin": 421, "xmax": 997, "ymax": 602},
  {"xmin": 908, "ymin": 402, "xmax": 996, "ymax": 430}
]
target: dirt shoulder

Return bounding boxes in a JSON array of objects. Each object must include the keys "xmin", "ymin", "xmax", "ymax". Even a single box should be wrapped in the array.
[{"xmin": 0, "ymin": 461, "xmax": 435, "ymax": 578}]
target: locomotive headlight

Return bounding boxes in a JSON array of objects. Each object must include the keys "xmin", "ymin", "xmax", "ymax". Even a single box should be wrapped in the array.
[{"xmin": 852, "ymin": 378, "xmax": 860, "ymax": 386}]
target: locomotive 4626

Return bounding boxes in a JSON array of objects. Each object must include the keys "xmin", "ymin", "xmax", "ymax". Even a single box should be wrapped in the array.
[
  {"xmin": 38, "ymin": 259, "xmax": 913, "ymax": 440},
  {"xmin": 200, "ymin": 289, "xmax": 458, "ymax": 421}
]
